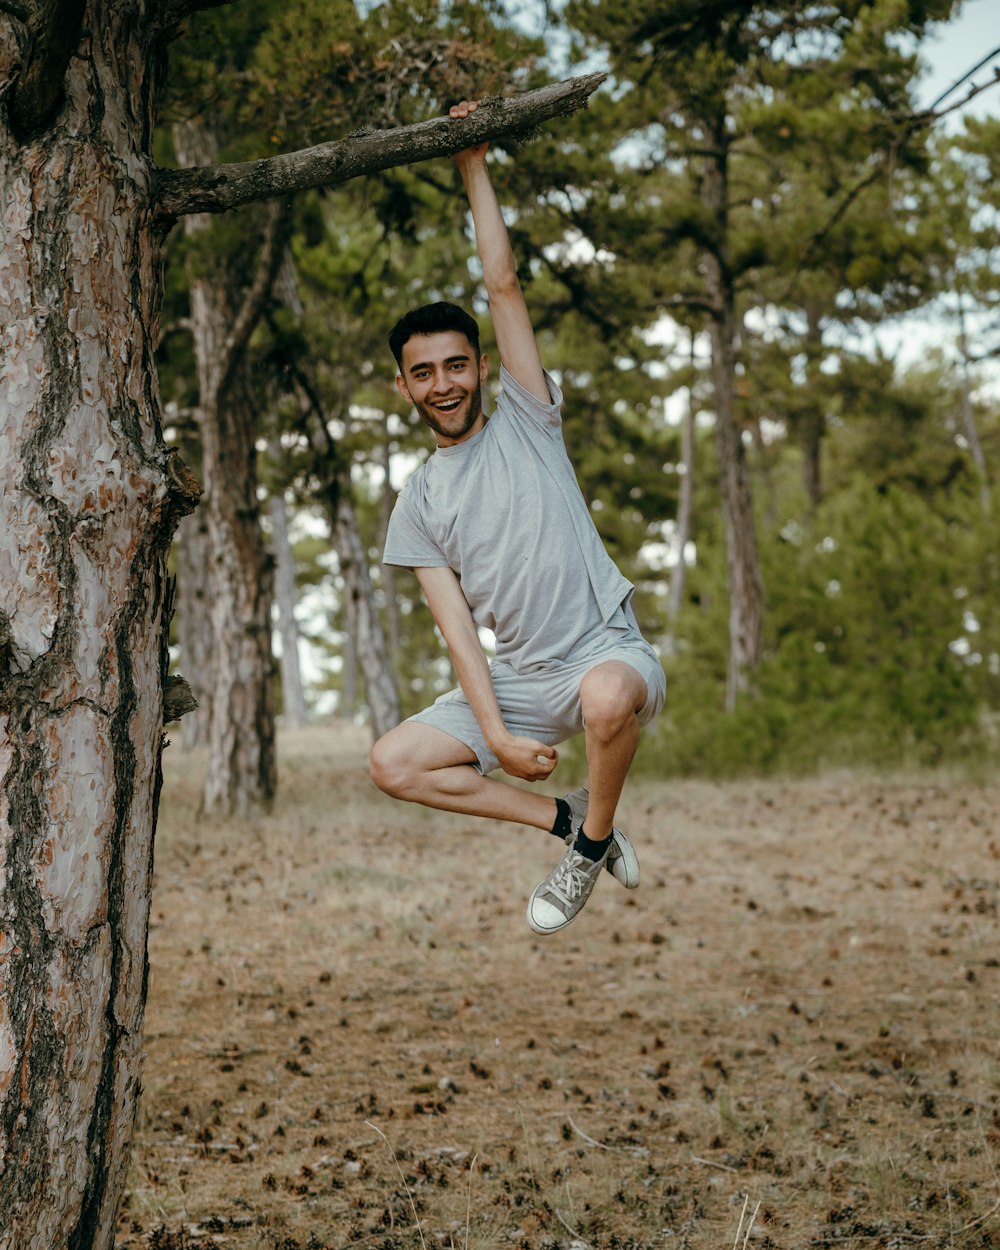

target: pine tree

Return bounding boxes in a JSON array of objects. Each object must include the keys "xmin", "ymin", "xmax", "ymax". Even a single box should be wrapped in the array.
[
  {"xmin": 561, "ymin": 0, "xmax": 957, "ymax": 707},
  {"xmin": 0, "ymin": 0, "xmax": 602, "ymax": 1233}
]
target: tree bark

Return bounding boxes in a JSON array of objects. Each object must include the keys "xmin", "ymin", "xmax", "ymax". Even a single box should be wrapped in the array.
[
  {"xmin": 0, "ymin": 8, "xmax": 198, "ymax": 1248},
  {"xmin": 268, "ymin": 493, "xmax": 310, "ymax": 728},
  {"xmin": 699, "ymin": 130, "xmax": 764, "ymax": 710},
  {"xmin": 173, "ymin": 119, "xmax": 280, "ymax": 816},
  {"xmin": 5, "ymin": 0, "xmax": 85, "ymax": 141}
]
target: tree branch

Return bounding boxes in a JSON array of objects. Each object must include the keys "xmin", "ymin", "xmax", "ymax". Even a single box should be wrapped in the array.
[
  {"xmin": 158, "ymin": 316, "xmax": 195, "ymax": 342},
  {"xmin": 154, "ymin": 73, "xmax": 606, "ymax": 219},
  {"xmin": 777, "ymin": 67, "xmax": 1000, "ymax": 308},
  {"xmin": 535, "ymin": 249, "xmax": 624, "ymax": 341},
  {"xmin": 923, "ymin": 69, "xmax": 1000, "ymax": 126},
  {"xmin": 925, "ymin": 42, "xmax": 1000, "ymax": 112},
  {"xmin": 215, "ymin": 198, "xmax": 292, "ymax": 401},
  {"xmin": 7, "ymin": 0, "xmax": 85, "ymax": 140}
]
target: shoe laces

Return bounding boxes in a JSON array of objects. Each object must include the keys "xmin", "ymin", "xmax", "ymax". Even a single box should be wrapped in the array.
[{"xmin": 546, "ymin": 849, "xmax": 596, "ymax": 906}]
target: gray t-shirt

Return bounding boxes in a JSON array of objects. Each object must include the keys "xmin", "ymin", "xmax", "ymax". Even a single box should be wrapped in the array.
[{"xmin": 383, "ymin": 365, "xmax": 634, "ymax": 673}]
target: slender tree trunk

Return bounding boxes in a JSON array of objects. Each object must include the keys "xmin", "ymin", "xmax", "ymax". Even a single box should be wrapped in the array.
[
  {"xmin": 282, "ymin": 348, "xmax": 401, "ymax": 740},
  {"xmin": 379, "ymin": 425, "xmax": 403, "ymax": 665},
  {"xmin": 335, "ymin": 493, "xmax": 401, "ymax": 739},
  {"xmin": 174, "ymin": 508, "xmax": 212, "ymax": 750},
  {"xmin": 173, "ymin": 120, "xmax": 279, "ymax": 815},
  {"xmin": 666, "ymin": 332, "xmax": 697, "ymax": 640},
  {"xmin": 341, "ymin": 625, "xmax": 360, "ymax": 719},
  {"xmin": 957, "ymin": 292, "xmax": 991, "ymax": 514},
  {"xmin": 800, "ymin": 305, "xmax": 826, "ymax": 510},
  {"xmin": 0, "ymin": 11, "xmax": 199, "ymax": 1247},
  {"xmin": 268, "ymin": 494, "xmax": 310, "ymax": 727},
  {"xmin": 699, "ymin": 132, "xmax": 764, "ymax": 710}
]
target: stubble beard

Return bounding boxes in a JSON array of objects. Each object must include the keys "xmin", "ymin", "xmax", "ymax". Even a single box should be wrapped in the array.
[{"xmin": 416, "ymin": 380, "xmax": 484, "ymax": 443}]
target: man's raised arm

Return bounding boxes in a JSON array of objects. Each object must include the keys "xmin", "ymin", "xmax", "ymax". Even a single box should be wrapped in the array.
[{"xmin": 450, "ymin": 100, "xmax": 549, "ymax": 404}]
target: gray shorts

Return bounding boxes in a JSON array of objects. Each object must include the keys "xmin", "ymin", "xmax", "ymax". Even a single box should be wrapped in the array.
[{"xmin": 409, "ymin": 620, "xmax": 666, "ymax": 775}]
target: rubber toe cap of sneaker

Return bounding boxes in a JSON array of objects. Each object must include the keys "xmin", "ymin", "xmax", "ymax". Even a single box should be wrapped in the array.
[{"xmin": 526, "ymin": 898, "xmax": 569, "ymax": 935}]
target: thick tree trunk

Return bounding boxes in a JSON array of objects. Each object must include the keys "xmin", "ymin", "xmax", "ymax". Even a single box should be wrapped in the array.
[
  {"xmin": 196, "ymin": 370, "xmax": 277, "ymax": 816},
  {"xmin": 335, "ymin": 494, "xmax": 401, "ymax": 740},
  {"xmin": 268, "ymin": 494, "xmax": 310, "ymax": 727},
  {"xmin": 0, "ymin": 9, "xmax": 198, "ymax": 1247},
  {"xmin": 700, "ymin": 135, "xmax": 764, "ymax": 710},
  {"xmin": 173, "ymin": 120, "xmax": 279, "ymax": 815}
]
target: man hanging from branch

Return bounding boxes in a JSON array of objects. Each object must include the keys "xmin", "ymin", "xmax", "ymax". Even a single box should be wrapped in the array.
[{"xmin": 371, "ymin": 99, "xmax": 665, "ymax": 935}]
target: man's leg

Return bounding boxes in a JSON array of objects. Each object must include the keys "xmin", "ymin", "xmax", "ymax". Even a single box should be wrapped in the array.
[
  {"xmin": 370, "ymin": 720, "xmax": 557, "ymax": 830},
  {"xmin": 578, "ymin": 659, "xmax": 649, "ymax": 840},
  {"xmin": 525, "ymin": 659, "xmax": 649, "ymax": 935}
]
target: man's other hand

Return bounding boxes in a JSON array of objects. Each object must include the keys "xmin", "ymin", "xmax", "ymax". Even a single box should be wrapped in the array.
[{"xmin": 491, "ymin": 732, "xmax": 558, "ymax": 782}]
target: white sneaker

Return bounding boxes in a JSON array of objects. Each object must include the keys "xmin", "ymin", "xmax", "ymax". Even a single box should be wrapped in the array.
[
  {"xmin": 562, "ymin": 786, "xmax": 640, "ymax": 889},
  {"xmin": 527, "ymin": 839, "xmax": 609, "ymax": 935}
]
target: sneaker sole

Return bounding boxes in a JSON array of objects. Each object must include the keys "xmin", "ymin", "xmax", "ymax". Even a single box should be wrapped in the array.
[
  {"xmin": 526, "ymin": 903, "xmax": 578, "ymax": 935},
  {"xmin": 609, "ymin": 828, "xmax": 640, "ymax": 890}
]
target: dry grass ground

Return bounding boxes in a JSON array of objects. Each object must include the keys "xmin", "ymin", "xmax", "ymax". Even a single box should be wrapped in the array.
[{"xmin": 116, "ymin": 725, "xmax": 1000, "ymax": 1250}]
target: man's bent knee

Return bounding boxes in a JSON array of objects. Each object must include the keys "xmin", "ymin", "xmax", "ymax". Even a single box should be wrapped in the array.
[
  {"xmin": 580, "ymin": 665, "xmax": 646, "ymax": 739},
  {"xmin": 369, "ymin": 731, "xmax": 418, "ymax": 800},
  {"xmin": 369, "ymin": 722, "xmax": 478, "ymax": 801}
]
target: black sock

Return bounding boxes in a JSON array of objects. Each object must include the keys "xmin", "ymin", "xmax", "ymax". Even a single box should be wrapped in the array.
[
  {"xmin": 550, "ymin": 797, "xmax": 573, "ymax": 841},
  {"xmin": 574, "ymin": 824, "xmax": 611, "ymax": 862}
]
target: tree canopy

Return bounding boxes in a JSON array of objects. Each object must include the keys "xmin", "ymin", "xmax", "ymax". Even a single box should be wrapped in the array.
[{"xmin": 151, "ymin": 0, "xmax": 1000, "ymax": 774}]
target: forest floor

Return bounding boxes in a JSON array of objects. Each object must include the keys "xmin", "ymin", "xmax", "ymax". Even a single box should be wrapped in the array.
[{"xmin": 116, "ymin": 725, "xmax": 1000, "ymax": 1250}]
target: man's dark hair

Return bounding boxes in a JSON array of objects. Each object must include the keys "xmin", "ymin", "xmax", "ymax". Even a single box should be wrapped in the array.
[{"xmin": 388, "ymin": 301, "xmax": 481, "ymax": 371}]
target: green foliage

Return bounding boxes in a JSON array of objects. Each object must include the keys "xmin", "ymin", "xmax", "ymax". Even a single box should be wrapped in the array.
[
  {"xmin": 645, "ymin": 370, "xmax": 1000, "ymax": 777},
  {"xmin": 650, "ymin": 489, "xmax": 986, "ymax": 775}
]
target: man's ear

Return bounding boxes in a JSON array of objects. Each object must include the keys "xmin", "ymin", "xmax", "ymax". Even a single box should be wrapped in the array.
[
  {"xmin": 479, "ymin": 352, "xmax": 489, "ymax": 384},
  {"xmin": 395, "ymin": 373, "xmax": 412, "ymax": 402}
]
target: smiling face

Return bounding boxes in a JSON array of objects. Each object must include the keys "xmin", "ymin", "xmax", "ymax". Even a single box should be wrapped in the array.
[{"xmin": 396, "ymin": 330, "xmax": 490, "ymax": 447}]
